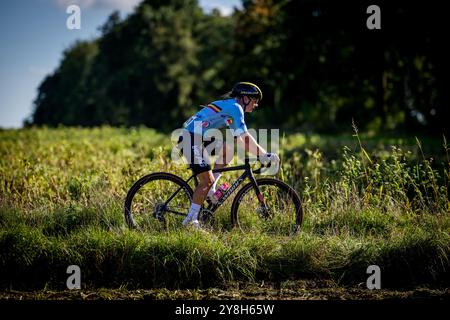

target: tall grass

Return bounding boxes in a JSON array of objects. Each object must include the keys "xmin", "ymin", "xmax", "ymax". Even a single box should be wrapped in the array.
[{"xmin": 0, "ymin": 126, "xmax": 449, "ymax": 290}]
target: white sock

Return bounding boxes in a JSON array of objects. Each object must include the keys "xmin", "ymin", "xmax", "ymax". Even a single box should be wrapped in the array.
[
  {"xmin": 207, "ymin": 173, "xmax": 222, "ymax": 198},
  {"xmin": 183, "ymin": 203, "xmax": 201, "ymax": 225}
]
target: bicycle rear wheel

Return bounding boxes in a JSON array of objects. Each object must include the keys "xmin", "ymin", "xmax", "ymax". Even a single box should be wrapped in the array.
[
  {"xmin": 230, "ymin": 178, "xmax": 303, "ymax": 236},
  {"xmin": 124, "ymin": 172, "xmax": 193, "ymax": 231}
]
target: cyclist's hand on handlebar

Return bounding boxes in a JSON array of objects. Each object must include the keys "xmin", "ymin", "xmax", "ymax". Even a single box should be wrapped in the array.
[
  {"xmin": 258, "ymin": 153, "xmax": 280, "ymax": 175},
  {"xmin": 259, "ymin": 152, "xmax": 280, "ymax": 166}
]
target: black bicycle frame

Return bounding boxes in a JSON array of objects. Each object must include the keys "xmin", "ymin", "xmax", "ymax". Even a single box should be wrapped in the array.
[{"xmin": 164, "ymin": 158, "xmax": 266, "ymax": 214}]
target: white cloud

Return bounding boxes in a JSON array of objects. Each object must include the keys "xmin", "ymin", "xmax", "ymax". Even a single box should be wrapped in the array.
[
  {"xmin": 55, "ymin": 0, "xmax": 142, "ymax": 13},
  {"xmin": 55, "ymin": 0, "xmax": 240, "ymax": 16},
  {"xmin": 199, "ymin": 1, "xmax": 241, "ymax": 16},
  {"xmin": 207, "ymin": 4, "xmax": 233, "ymax": 16}
]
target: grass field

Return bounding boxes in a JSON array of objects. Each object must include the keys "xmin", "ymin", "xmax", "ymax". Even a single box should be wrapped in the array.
[{"xmin": 0, "ymin": 126, "xmax": 449, "ymax": 298}]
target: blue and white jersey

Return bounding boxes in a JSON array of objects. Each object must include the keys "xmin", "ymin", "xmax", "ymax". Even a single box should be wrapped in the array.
[{"xmin": 183, "ymin": 98, "xmax": 248, "ymax": 137}]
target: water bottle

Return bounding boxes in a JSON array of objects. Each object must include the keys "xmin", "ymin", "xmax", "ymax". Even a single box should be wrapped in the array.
[{"xmin": 211, "ymin": 183, "xmax": 229, "ymax": 204}]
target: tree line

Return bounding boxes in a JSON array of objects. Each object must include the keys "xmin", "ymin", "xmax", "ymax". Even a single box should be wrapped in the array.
[{"xmin": 29, "ymin": 0, "xmax": 449, "ymax": 135}]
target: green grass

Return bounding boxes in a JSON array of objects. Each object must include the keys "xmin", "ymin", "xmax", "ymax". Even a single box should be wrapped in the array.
[{"xmin": 0, "ymin": 126, "xmax": 449, "ymax": 291}]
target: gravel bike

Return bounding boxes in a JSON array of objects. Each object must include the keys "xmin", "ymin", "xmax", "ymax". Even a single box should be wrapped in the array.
[{"xmin": 124, "ymin": 157, "xmax": 303, "ymax": 235}]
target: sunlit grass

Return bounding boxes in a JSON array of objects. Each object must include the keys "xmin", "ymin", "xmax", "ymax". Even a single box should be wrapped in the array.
[{"xmin": 1, "ymin": 126, "xmax": 449, "ymax": 290}]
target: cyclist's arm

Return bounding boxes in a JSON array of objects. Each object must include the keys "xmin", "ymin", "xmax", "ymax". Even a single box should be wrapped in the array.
[
  {"xmin": 236, "ymin": 132, "xmax": 267, "ymax": 157},
  {"xmin": 226, "ymin": 103, "xmax": 266, "ymax": 157}
]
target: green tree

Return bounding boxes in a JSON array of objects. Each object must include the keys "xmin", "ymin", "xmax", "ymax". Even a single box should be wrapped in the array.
[{"xmin": 32, "ymin": 40, "xmax": 98, "ymax": 126}]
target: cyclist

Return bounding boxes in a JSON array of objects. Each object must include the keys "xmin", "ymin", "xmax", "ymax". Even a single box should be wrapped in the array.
[{"xmin": 177, "ymin": 82, "xmax": 280, "ymax": 228}]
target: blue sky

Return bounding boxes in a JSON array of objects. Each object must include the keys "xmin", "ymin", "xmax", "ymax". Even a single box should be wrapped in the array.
[{"xmin": 0, "ymin": 0, "xmax": 241, "ymax": 129}]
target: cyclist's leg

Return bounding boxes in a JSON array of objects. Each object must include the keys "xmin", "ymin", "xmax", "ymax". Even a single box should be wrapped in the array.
[
  {"xmin": 190, "ymin": 142, "xmax": 214, "ymax": 205},
  {"xmin": 207, "ymin": 141, "xmax": 234, "ymax": 198},
  {"xmin": 193, "ymin": 170, "xmax": 214, "ymax": 205},
  {"xmin": 183, "ymin": 140, "xmax": 213, "ymax": 225},
  {"xmin": 183, "ymin": 170, "xmax": 213, "ymax": 225}
]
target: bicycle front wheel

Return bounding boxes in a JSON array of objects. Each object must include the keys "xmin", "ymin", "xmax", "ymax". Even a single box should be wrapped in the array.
[
  {"xmin": 230, "ymin": 178, "xmax": 303, "ymax": 236},
  {"xmin": 124, "ymin": 172, "xmax": 193, "ymax": 231}
]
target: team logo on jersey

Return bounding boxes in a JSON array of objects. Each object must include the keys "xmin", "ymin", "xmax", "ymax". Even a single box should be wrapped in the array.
[
  {"xmin": 201, "ymin": 121, "xmax": 210, "ymax": 128},
  {"xmin": 226, "ymin": 118, "xmax": 233, "ymax": 125}
]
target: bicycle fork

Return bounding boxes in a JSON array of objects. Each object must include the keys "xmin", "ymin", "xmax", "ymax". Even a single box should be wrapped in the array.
[{"xmin": 248, "ymin": 171, "xmax": 271, "ymax": 219}]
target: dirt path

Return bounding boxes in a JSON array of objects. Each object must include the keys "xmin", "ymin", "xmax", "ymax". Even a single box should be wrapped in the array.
[{"xmin": 1, "ymin": 281, "xmax": 449, "ymax": 300}]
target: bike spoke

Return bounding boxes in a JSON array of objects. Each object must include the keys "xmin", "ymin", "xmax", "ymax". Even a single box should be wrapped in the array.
[{"xmin": 127, "ymin": 177, "xmax": 191, "ymax": 231}]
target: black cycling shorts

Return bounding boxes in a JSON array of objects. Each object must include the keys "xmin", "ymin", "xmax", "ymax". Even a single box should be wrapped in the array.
[{"xmin": 177, "ymin": 131, "xmax": 221, "ymax": 175}]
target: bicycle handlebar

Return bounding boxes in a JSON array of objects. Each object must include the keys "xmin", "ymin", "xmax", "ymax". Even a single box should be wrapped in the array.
[{"xmin": 249, "ymin": 156, "xmax": 278, "ymax": 175}]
